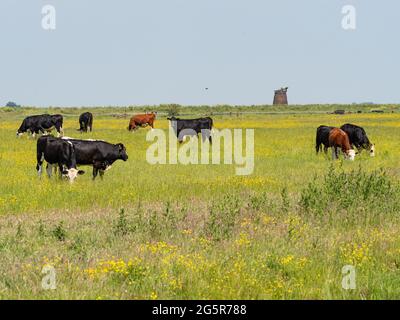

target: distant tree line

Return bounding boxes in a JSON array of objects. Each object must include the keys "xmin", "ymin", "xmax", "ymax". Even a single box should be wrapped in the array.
[{"xmin": 5, "ymin": 101, "xmax": 20, "ymax": 108}]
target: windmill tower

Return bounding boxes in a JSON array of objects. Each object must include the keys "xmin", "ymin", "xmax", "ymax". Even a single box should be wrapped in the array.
[{"xmin": 273, "ymin": 87, "xmax": 289, "ymax": 105}]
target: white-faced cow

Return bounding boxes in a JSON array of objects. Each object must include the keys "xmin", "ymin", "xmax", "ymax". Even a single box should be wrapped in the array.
[
  {"xmin": 340, "ymin": 123, "xmax": 375, "ymax": 157},
  {"xmin": 316, "ymin": 125, "xmax": 334, "ymax": 154},
  {"xmin": 328, "ymin": 128, "xmax": 356, "ymax": 161},
  {"xmin": 17, "ymin": 114, "xmax": 64, "ymax": 138},
  {"xmin": 167, "ymin": 116, "xmax": 213, "ymax": 143},
  {"xmin": 78, "ymin": 112, "xmax": 93, "ymax": 133},
  {"xmin": 61, "ymin": 137, "xmax": 128, "ymax": 180},
  {"xmin": 36, "ymin": 136, "xmax": 85, "ymax": 182}
]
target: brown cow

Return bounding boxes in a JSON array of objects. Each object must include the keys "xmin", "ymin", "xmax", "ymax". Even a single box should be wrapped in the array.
[
  {"xmin": 128, "ymin": 112, "xmax": 156, "ymax": 131},
  {"xmin": 328, "ymin": 128, "xmax": 356, "ymax": 161}
]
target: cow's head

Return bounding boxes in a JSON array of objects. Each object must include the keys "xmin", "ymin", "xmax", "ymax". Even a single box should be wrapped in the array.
[
  {"xmin": 16, "ymin": 130, "xmax": 24, "ymax": 137},
  {"xmin": 346, "ymin": 149, "xmax": 356, "ymax": 161},
  {"xmin": 369, "ymin": 144, "xmax": 375, "ymax": 157},
  {"xmin": 61, "ymin": 168, "xmax": 85, "ymax": 182},
  {"xmin": 116, "ymin": 143, "xmax": 128, "ymax": 161}
]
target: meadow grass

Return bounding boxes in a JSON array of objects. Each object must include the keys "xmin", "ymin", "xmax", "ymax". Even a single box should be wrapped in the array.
[{"xmin": 0, "ymin": 111, "xmax": 399, "ymax": 299}]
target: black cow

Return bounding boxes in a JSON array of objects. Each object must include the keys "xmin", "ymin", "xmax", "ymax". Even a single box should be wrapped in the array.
[
  {"xmin": 316, "ymin": 125, "xmax": 335, "ymax": 154},
  {"xmin": 61, "ymin": 137, "xmax": 128, "ymax": 179},
  {"xmin": 78, "ymin": 112, "xmax": 93, "ymax": 133},
  {"xmin": 340, "ymin": 123, "xmax": 375, "ymax": 156},
  {"xmin": 36, "ymin": 136, "xmax": 85, "ymax": 182},
  {"xmin": 167, "ymin": 117, "xmax": 213, "ymax": 143},
  {"xmin": 17, "ymin": 114, "xmax": 64, "ymax": 138}
]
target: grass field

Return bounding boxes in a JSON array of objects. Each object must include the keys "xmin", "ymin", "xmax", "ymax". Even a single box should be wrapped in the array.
[{"xmin": 0, "ymin": 109, "xmax": 400, "ymax": 299}]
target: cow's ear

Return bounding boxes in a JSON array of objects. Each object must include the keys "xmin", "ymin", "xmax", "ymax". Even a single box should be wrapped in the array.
[
  {"xmin": 62, "ymin": 169, "xmax": 68, "ymax": 175},
  {"xmin": 118, "ymin": 143, "xmax": 124, "ymax": 150},
  {"xmin": 78, "ymin": 170, "xmax": 85, "ymax": 175}
]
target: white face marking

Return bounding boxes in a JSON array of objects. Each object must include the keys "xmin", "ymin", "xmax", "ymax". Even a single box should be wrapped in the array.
[
  {"xmin": 64, "ymin": 168, "xmax": 79, "ymax": 182},
  {"xmin": 347, "ymin": 149, "xmax": 356, "ymax": 161},
  {"xmin": 370, "ymin": 144, "xmax": 375, "ymax": 157}
]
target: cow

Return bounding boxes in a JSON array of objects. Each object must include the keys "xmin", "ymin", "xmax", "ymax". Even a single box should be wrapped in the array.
[
  {"xmin": 36, "ymin": 136, "xmax": 85, "ymax": 182},
  {"xmin": 61, "ymin": 137, "xmax": 128, "ymax": 180},
  {"xmin": 316, "ymin": 125, "xmax": 334, "ymax": 154},
  {"xmin": 78, "ymin": 112, "xmax": 93, "ymax": 133},
  {"xmin": 167, "ymin": 116, "xmax": 213, "ymax": 143},
  {"xmin": 340, "ymin": 123, "xmax": 375, "ymax": 157},
  {"xmin": 17, "ymin": 114, "xmax": 64, "ymax": 138},
  {"xmin": 328, "ymin": 128, "xmax": 356, "ymax": 161},
  {"xmin": 128, "ymin": 112, "xmax": 156, "ymax": 131}
]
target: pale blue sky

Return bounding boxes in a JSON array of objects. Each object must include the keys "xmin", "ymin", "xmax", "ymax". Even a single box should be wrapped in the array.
[{"xmin": 0, "ymin": 0, "xmax": 399, "ymax": 106}]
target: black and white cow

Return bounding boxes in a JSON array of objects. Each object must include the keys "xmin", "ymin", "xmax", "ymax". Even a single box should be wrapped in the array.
[
  {"xmin": 315, "ymin": 125, "xmax": 335, "ymax": 154},
  {"xmin": 61, "ymin": 137, "xmax": 128, "ymax": 179},
  {"xmin": 167, "ymin": 117, "xmax": 213, "ymax": 143},
  {"xmin": 78, "ymin": 112, "xmax": 93, "ymax": 133},
  {"xmin": 36, "ymin": 136, "xmax": 85, "ymax": 182},
  {"xmin": 340, "ymin": 123, "xmax": 375, "ymax": 156},
  {"xmin": 17, "ymin": 114, "xmax": 64, "ymax": 138}
]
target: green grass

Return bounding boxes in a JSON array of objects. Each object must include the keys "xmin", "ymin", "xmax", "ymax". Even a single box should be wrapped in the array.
[{"xmin": 0, "ymin": 109, "xmax": 400, "ymax": 299}]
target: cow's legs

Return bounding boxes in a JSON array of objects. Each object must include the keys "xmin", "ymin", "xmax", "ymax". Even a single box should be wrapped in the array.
[
  {"xmin": 202, "ymin": 129, "xmax": 212, "ymax": 144},
  {"xmin": 56, "ymin": 127, "xmax": 61, "ymax": 137},
  {"xmin": 332, "ymin": 147, "xmax": 337, "ymax": 160},
  {"xmin": 92, "ymin": 167, "xmax": 99, "ymax": 180},
  {"xmin": 99, "ymin": 170, "xmax": 105, "ymax": 180},
  {"xmin": 46, "ymin": 163, "xmax": 53, "ymax": 178},
  {"xmin": 55, "ymin": 125, "xmax": 63, "ymax": 137}
]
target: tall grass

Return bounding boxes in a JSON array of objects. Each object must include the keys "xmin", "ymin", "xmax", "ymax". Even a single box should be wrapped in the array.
[{"xmin": 0, "ymin": 111, "xmax": 400, "ymax": 299}]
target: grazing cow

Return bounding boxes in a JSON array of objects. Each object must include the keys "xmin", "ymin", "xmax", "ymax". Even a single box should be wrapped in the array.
[
  {"xmin": 17, "ymin": 114, "xmax": 64, "ymax": 138},
  {"xmin": 340, "ymin": 123, "xmax": 375, "ymax": 156},
  {"xmin": 36, "ymin": 136, "xmax": 85, "ymax": 182},
  {"xmin": 78, "ymin": 112, "xmax": 93, "ymax": 133},
  {"xmin": 328, "ymin": 128, "xmax": 356, "ymax": 161},
  {"xmin": 316, "ymin": 125, "xmax": 334, "ymax": 154},
  {"xmin": 128, "ymin": 112, "xmax": 156, "ymax": 131},
  {"xmin": 167, "ymin": 116, "xmax": 213, "ymax": 143},
  {"xmin": 61, "ymin": 137, "xmax": 128, "ymax": 180}
]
